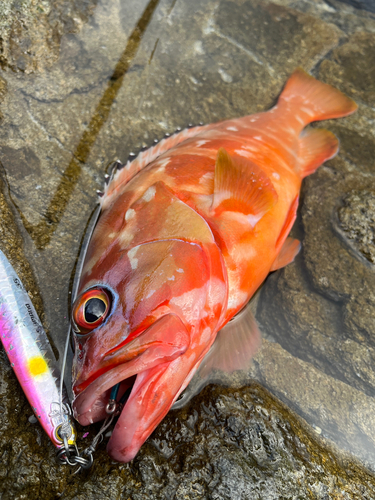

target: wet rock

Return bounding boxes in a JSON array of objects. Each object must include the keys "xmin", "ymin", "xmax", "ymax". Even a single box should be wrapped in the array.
[
  {"xmin": 2, "ymin": 380, "xmax": 375, "ymax": 499},
  {"xmin": 258, "ymin": 162, "xmax": 375, "ymax": 393},
  {"xmin": 0, "ymin": 0, "xmax": 99, "ymax": 73},
  {"xmin": 0, "ymin": 146, "xmax": 42, "ymax": 181},
  {"xmin": 337, "ymin": 0, "xmax": 375, "ymax": 14},
  {"xmin": 0, "ymin": 0, "xmax": 375, "ymax": 497},
  {"xmin": 215, "ymin": 0, "xmax": 341, "ymax": 76},
  {"xmin": 338, "ymin": 190, "xmax": 375, "ymax": 264},
  {"xmin": 319, "ymin": 32, "xmax": 375, "ymax": 107},
  {"xmin": 0, "ymin": 176, "xmax": 43, "ymax": 319},
  {"xmin": 251, "ymin": 340, "xmax": 375, "ymax": 470}
]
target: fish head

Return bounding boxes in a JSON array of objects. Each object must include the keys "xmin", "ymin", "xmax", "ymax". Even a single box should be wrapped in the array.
[{"xmin": 71, "ymin": 183, "xmax": 227, "ymax": 462}]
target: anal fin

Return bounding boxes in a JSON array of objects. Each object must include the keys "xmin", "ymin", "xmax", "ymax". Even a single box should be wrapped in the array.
[
  {"xmin": 172, "ymin": 302, "xmax": 261, "ymax": 409},
  {"xmin": 271, "ymin": 237, "xmax": 301, "ymax": 271},
  {"xmin": 275, "ymin": 195, "xmax": 299, "ymax": 254},
  {"xmin": 299, "ymin": 128, "xmax": 339, "ymax": 178}
]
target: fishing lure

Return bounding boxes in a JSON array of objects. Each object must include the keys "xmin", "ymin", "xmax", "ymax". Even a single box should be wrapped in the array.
[{"xmin": 0, "ymin": 249, "xmax": 77, "ymax": 461}]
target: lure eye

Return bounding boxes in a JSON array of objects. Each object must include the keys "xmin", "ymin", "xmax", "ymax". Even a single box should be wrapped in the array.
[{"xmin": 72, "ymin": 288, "xmax": 111, "ymax": 334}]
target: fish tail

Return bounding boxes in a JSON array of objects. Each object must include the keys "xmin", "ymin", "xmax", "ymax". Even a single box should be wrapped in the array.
[
  {"xmin": 278, "ymin": 67, "xmax": 357, "ymax": 125},
  {"xmin": 278, "ymin": 68, "xmax": 357, "ymax": 178}
]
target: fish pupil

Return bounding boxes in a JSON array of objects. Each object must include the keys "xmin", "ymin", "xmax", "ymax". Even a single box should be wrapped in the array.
[{"xmin": 84, "ymin": 298, "xmax": 106, "ymax": 323}]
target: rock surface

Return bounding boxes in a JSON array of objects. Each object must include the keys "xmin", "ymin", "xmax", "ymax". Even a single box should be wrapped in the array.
[
  {"xmin": 0, "ymin": 0, "xmax": 98, "ymax": 73},
  {"xmin": 0, "ymin": 0, "xmax": 375, "ymax": 497},
  {"xmin": 338, "ymin": 190, "xmax": 375, "ymax": 264}
]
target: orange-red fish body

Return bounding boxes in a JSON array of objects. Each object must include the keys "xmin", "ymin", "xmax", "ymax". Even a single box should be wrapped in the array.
[{"xmin": 71, "ymin": 69, "xmax": 357, "ymax": 462}]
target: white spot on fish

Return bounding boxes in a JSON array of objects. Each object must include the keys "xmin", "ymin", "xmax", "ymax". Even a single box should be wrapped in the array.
[
  {"xmin": 272, "ymin": 172, "xmax": 280, "ymax": 180},
  {"xmin": 125, "ymin": 208, "xmax": 135, "ymax": 221},
  {"xmin": 168, "ymin": 275, "xmax": 175, "ymax": 281},
  {"xmin": 243, "ymin": 145, "xmax": 259, "ymax": 152},
  {"xmin": 176, "ymin": 268, "xmax": 184, "ymax": 273},
  {"xmin": 119, "ymin": 227, "xmax": 134, "ymax": 247},
  {"xmin": 246, "ymin": 214, "xmax": 262, "ymax": 227},
  {"xmin": 200, "ymin": 326, "xmax": 212, "ymax": 344},
  {"xmin": 196, "ymin": 140, "xmax": 208, "ymax": 147},
  {"xmin": 142, "ymin": 185, "xmax": 156, "ymax": 202},
  {"xmin": 218, "ymin": 68, "xmax": 233, "ymax": 83},
  {"xmin": 128, "ymin": 246, "xmax": 139, "ymax": 270},
  {"xmin": 146, "ymin": 289, "xmax": 156, "ymax": 299},
  {"xmin": 156, "ymin": 158, "xmax": 171, "ymax": 174},
  {"xmin": 227, "ymin": 126, "xmax": 238, "ymax": 132},
  {"xmin": 235, "ymin": 149, "xmax": 252, "ymax": 159},
  {"xmin": 227, "ymin": 290, "xmax": 248, "ymax": 310},
  {"xmin": 170, "ymin": 287, "xmax": 206, "ymax": 322},
  {"xmin": 300, "ymin": 106, "xmax": 315, "ymax": 117}
]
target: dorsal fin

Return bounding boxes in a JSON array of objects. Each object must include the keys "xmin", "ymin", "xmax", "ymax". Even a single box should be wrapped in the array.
[
  {"xmin": 212, "ymin": 148, "xmax": 278, "ymax": 226},
  {"xmin": 298, "ymin": 128, "xmax": 339, "ymax": 178},
  {"xmin": 102, "ymin": 124, "xmax": 211, "ymax": 210},
  {"xmin": 271, "ymin": 237, "xmax": 301, "ymax": 271},
  {"xmin": 172, "ymin": 302, "xmax": 261, "ymax": 409}
]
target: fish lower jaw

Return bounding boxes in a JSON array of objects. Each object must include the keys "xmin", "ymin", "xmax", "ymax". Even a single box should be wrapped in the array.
[
  {"xmin": 72, "ymin": 372, "xmax": 137, "ymax": 426},
  {"xmin": 73, "ymin": 361, "xmax": 179, "ymax": 463},
  {"xmin": 107, "ymin": 433, "xmax": 140, "ymax": 462},
  {"xmin": 72, "ymin": 366, "xmax": 155, "ymax": 462}
]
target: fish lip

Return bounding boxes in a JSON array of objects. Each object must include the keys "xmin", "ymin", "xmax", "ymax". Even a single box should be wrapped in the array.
[
  {"xmin": 72, "ymin": 359, "xmax": 143, "ymax": 424},
  {"xmin": 73, "ymin": 313, "xmax": 191, "ymax": 410},
  {"xmin": 72, "ymin": 331, "xmax": 149, "ymax": 396}
]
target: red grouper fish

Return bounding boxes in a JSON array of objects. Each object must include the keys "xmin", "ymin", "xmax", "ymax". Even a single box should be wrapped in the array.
[{"xmin": 71, "ymin": 68, "xmax": 357, "ymax": 462}]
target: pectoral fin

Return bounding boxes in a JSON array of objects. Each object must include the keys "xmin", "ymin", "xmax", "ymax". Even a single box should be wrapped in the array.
[
  {"xmin": 212, "ymin": 148, "xmax": 278, "ymax": 226},
  {"xmin": 172, "ymin": 302, "xmax": 261, "ymax": 409}
]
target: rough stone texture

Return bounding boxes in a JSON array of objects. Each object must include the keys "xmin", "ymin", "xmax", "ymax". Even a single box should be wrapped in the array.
[
  {"xmin": 0, "ymin": 0, "xmax": 99, "ymax": 73},
  {"xmin": 338, "ymin": 190, "xmax": 375, "ymax": 264},
  {"xmin": 337, "ymin": 0, "xmax": 375, "ymax": 14},
  {"xmin": 0, "ymin": 0, "xmax": 375, "ymax": 497},
  {"xmin": 1, "ymin": 379, "xmax": 375, "ymax": 499}
]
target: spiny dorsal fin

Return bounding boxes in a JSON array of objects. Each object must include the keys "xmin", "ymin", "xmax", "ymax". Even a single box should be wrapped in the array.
[
  {"xmin": 271, "ymin": 237, "xmax": 301, "ymax": 271},
  {"xmin": 102, "ymin": 124, "xmax": 211, "ymax": 210},
  {"xmin": 212, "ymin": 148, "xmax": 278, "ymax": 226},
  {"xmin": 298, "ymin": 128, "xmax": 339, "ymax": 178},
  {"xmin": 172, "ymin": 302, "xmax": 261, "ymax": 409}
]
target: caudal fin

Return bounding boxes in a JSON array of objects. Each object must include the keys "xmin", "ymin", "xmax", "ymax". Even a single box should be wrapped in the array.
[{"xmin": 278, "ymin": 67, "xmax": 357, "ymax": 125}]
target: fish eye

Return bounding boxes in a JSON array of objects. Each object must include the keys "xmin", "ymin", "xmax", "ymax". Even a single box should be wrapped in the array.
[
  {"xmin": 72, "ymin": 288, "xmax": 111, "ymax": 335},
  {"xmin": 84, "ymin": 298, "xmax": 106, "ymax": 323}
]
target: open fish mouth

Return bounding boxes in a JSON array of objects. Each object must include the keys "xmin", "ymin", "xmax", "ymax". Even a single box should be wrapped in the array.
[
  {"xmin": 73, "ymin": 316, "xmax": 192, "ymax": 461},
  {"xmin": 73, "ymin": 360, "xmax": 161, "ymax": 462}
]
